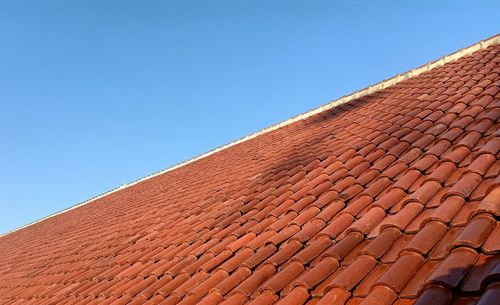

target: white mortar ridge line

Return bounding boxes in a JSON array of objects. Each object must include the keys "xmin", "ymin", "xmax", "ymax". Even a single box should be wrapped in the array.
[{"xmin": 2, "ymin": 34, "xmax": 499, "ymax": 238}]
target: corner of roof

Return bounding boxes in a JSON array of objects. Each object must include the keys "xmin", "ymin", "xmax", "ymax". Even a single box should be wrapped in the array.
[{"xmin": 1, "ymin": 33, "xmax": 499, "ymax": 238}]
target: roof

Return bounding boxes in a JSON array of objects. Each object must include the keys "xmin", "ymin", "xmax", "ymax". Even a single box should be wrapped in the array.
[{"xmin": 0, "ymin": 36, "xmax": 499, "ymax": 305}]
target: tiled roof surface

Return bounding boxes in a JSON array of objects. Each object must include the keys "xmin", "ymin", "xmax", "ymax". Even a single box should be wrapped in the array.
[{"xmin": 1, "ymin": 42, "xmax": 499, "ymax": 305}]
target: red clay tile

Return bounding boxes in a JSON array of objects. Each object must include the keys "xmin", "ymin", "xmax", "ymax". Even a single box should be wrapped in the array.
[
  {"xmin": 276, "ymin": 286, "xmax": 310, "ymax": 305},
  {"xmin": 313, "ymin": 191, "xmax": 341, "ymax": 209},
  {"xmin": 311, "ymin": 265, "xmax": 347, "ymax": 297},
  {"xmin": 293, "ymin": 235, "xmax": 332, "ymax": 264},
  {"xmin": 361, "ymin": 228, "xmax": 401, "ymax": 259},
  {"xmin": 201, "ymin": 250, "xmax": 233, "ymax": 273},
  {"xmin": 393, "ymin": 300, "xmax": 416, "ymax": 305},
  {"xmin": 312, "ymin": 204, "xmax": 342, "ymax": 225},
  {"xmin": 260, "ymin": 261, "xmax": 304, "ymax": 293},
  {"xmin": 353, "ymin": 264, "xmax": 390, "ymax": 297},
  {"xmin": 177, "ymin": 294, "xmax": 200, "ymax": 305},
  {"xmin": 350, "ymin": 163, "xmax": 371, "ymax": 179},
  {"xmin": 399, "ymin": 147, "xmax": 423, "ymax": 164},
  {"xmin": 333, "ymin": 177, "xmax": 357, "ymax": 193},
  {"xmin": 405, "ymin": 207, "xmax": 434, "ymax": 233},
  {"xmin": 410, "ymin": 181, "xmax": 442, "ymax": 204},
  {"xmin": 125, "ymin": 276, "xmax": 157, "ymax": 297},
  {"xmin": 403, "ymin": 220, "xmax": 448, "ymax": 255},
  {"xmin": 467, "ymin": 153, "xmax": 496, "ymax": 175},
  {"xmin": 458, "ymin": 131, "xmax": 483, "ymax": 148},
  {"xmin": 247, "ymin": 290, "xmax": 278, "ymax": 305},
  {"xmin": 139, "ymin": 275, "xmax": 174, "ymax": 299},
  {"xmin": 414, "ymin": 134, "xmax": 437, "ymax": 149},
  {"xmin": 372, "ymin": 188, "xmax": 407, "ymax": 210},
  {"xmin": 233, "ymin": 264, "xmax": 276, "ymax": 297},
  {"xmin": 342, "ymin": 196, "xmax": 373, "ymax": 217},
  {"xmin": 425, "ymin": 196, "xmax": 465, "ymax": 225},
  {"xmin": 218, "ymin": 250, "xmax": 254, "ymax": 273},
  {"xmin": 428, "ymin": 226, "xmax": 464, "ymax": 260},
  {"xmin": 448, "ymin": 172, "xmax": 483, "ymax": 198},
  {"xmin": 242, "ymin": 245, "xmax": 277, "ymax": 270},
  {"xmin": 444, "ymin": 167, "xmax": 465, "ymax": 188},
  {"xmin": 247, "ymin": 231, "xmax": 277, "ymax": 250},
  {"xmin": 472, "ymin": 187, "xmax": 500, "ymax": 218},
  {"xmin": 381, "ymin": 162, "xmax": 408, "ymax": 179},
  {"xmin": 479, "ymin": 137, "xmax": 500, "ymax": 155},
  {"xmin": 470, "ymin": 179, "xmax": 495, "ymax": 201},
  {"xmin": 476, "ymin": 283, "xmax": 500, "ymax": 305},
  {"xmin": 484, "ymin": 160, "xmax": 499, "ymax": 179},
  {"xmin": 468, "ymin": 118, "xmax": 494, "ymax": 133},
  {"xmin": 214, "ymin": 268, "xmax": 252, "ymax": 296},
  {"xmin": 451, "ymin": 214, "xmax": 496, "ymax": 249},
  {"xmin": 266, "ymin": 240, "xmax": 302, "ymax": 267},
  {"xmin": 220, "ymin": 292, "xmax": 247, "ymax": 305},
  {"xmin": 347, "ymin": 207, "xmax": 386, "ymax": 235},
  {"xmin": 378, "ymin": 202, "xmax": 424, "ymax": 234},
  {"xmin": 319, "ymin": 214, "xmax": 355, "ymax": 238},
  {"xmin": 376, "ymin": 252, "xmax": 425, "ymax": 292},
  {"xmin": 330, "ymin": 255, "xmax": 377, "ymax": 290},
  {"xmin": 393, "ymin": 170, "xmax": 422, "ymax": 191},
  {"xmin": 1, "ymin": 40, "xmax": 500, "ymax": 305},
  {"xmin": 321, "ymin": 232, "xmax": 364, "ymax": 261},
  {"xmin": 198, "ymin": 291, "xmax": 224, "ymax": 305},
  {"xmin": 358, "ymin": 286, "xmax": 397, "ymax": 305},
  {"xmin": 427, "ymin": 140, "xmax": 452, "ymax": 156},
  {"xmin": 316, "ymin": 287, "xmax": 351, "ymax": 305},
  {"xmin": 412, "ymin": 155, "xmax": 439, "ymax": 172},
  {"xmin": 174, "ymin": 272, "xmax": 211, "ymax": 297},
  {"xmin": 293, "ymin": 207, "xmax": 321, "ymax": 226},
  {"xmin": 381, "ymin": 234, "xmax": 413, "ymax": 263},
  {"xmin": 356, "ymin": 169, "xmax": 379, "ymax": 187},
  {"xmin": 156, "ymin": 273, "xmax": 191, "ymax": 297},
  {"xmin": 451, "ymin": 201, "xmax": 480, "ymax": 227},
  {"xmin": 293, "ymin": 257, "xmax": 340, "ymax": 289},
  {"xmin": 338, "ymin": 239, "xmax": 371, "ymax": 268},
  {"xmin": 461, "ymin": 254, "xmax": 500, "ymax": 293},
  {"xmin": 191, "ymin": 270, "xmax": 229, "ymax": 298},
  {"xmin": 292, "ymin": 220, "xmax": 326, "ymax": 243},
  {"xmin": 373, "ymin": 155, "xmax": 397, "ymax": 172},
  {"xmin": 340, "ymin": 184, "xmax": 364, "ymax": 201},
  {"xmin": 443, "ymin": 147, "xmax": 472, "ymax": 165},
  {"xmin": 267, "ymin": 225, "xmax": 301, "ymax": 246},
  {"xmin": 364, "ymin": 177, "xmax": 392, "ymax": 197},
  {"xmin": 414, "ymin": 285, "xmax": 453, "ymax": 305},
  {"xmin": 408, "ymin": 175, "xmax": 427, "ymax": 193},
  {"xmin": 400, "ymin": 259, "xmax": 442, "ymax": 298},
  {"xmin": 482, "ymin": 222, "xmax": 500, "ymax": 255},
  {"xmin": 426, "ymin": 247, "xmax": 478, "ymax": 288}
]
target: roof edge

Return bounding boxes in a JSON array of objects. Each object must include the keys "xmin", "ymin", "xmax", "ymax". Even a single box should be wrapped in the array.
[{"xmin": 2, "ymin": 34, "xmax": 499, "ymax": 238}]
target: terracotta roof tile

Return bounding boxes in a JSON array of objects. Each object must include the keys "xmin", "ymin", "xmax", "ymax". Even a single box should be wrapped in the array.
[
  {"xmin": 321, "ymin": 232, "xmax": 364, "ymax": 262},
  {"xmin": 330, "ymin": 255, "xmax": 377, "ymax": 290},
  {"xmin": 427, "ymin": 247, "xmax": 479, "ymax": 289},
  {"xmin": 292, "ymin": 257, "xmax": 339, "ymax": 289},
  {"xmin": 414, "ymin": 285, "xmax": 453, "ymax": 305},
  {"xmin": 472, "ymin": 186, "xmax": 500, "ymax": 217},
  {"xmin": 1, "ymin": 38, "xmax": 499, "ymax": 305},
  {"xmin": 377, "ymin": 252, "xmax": 426, "ymax": 292},
  {"xmin": 381, "ymin": 234, "xmax": 413, "ymax": 263},
  {"xmin": 403, "ymin": 220, "xmax": 448, "ymax": 255},
  {"xmin": 361, "ymin": 227, "xmax": 401, "ymax": 259},
  {"xmin": 451, "ymin": 214, "xmax": 496, "ymax": 250}
]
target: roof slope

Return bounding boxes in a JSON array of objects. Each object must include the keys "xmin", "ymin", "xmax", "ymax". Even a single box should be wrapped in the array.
[{"xmin": 0, "ymin": 39, "xmax": 499, "ymax": 305}]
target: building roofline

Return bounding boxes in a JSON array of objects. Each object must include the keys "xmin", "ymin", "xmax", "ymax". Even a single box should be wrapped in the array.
[{"xmin": 2, "ymin": 34, "xmax": 499, "ymax": 238}]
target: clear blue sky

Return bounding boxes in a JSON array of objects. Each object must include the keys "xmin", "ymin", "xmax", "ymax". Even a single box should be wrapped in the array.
[{"xmin": 0, "ymin": 1, "xmax": 498, "ymax": 234}]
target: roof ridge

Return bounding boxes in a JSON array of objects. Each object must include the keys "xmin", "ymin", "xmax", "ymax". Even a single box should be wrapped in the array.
[{"xmin": 2, "ymin": 33, "xmax": 499, "ymax": 238}]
